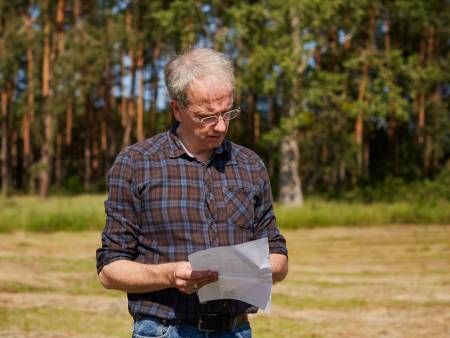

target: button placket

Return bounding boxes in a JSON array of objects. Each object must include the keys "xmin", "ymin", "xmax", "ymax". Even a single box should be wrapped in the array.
[{"xmin": 204, "ymin": 165, "xmax": 218, "ymax": 246}]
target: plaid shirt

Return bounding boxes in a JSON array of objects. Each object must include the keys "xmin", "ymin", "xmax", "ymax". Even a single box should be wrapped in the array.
[{"xmin": 96, "ymin": 124, "xmax": 288, "ymax": 320}]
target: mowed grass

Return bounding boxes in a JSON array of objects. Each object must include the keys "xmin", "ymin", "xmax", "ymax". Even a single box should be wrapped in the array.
[
  {"xmin": 0, "ymin": 226, "xmax": 449, "ymax": 337},
  {"xmin": 0, "ymin": 195, "xmax": 449, "ymax": 233}
]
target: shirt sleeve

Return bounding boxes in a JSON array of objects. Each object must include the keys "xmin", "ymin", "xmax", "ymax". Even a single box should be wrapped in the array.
[
  {"xmin": 253, "ymin": 161, "xmax": 288, "ymax": 257},
  {"xmin": 96, "ymin": 151, "xmax": 141, "ymax": 273}
]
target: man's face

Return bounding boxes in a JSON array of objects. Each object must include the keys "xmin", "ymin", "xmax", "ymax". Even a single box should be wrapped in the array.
[{"xmin": 173, "ymin": 78, "xmax": 233, "ymax": 154}]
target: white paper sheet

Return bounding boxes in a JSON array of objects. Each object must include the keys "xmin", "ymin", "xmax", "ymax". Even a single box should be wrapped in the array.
[{"xmin": 188, "ymin": 237, "xmax": 272, "ymax": 312}]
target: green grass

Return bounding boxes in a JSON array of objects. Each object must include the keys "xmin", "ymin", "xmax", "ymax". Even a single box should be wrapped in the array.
[
  {"xmin": 0, "ymin": 194, "xmax": 449, "ymax": 233},
  {"xmin": 0, "ymin": 194, "xmax": 106, "ymax": 232},
  {"xmin": 275, "ymin": 198, "xmax": 450, "ymax": 229}
]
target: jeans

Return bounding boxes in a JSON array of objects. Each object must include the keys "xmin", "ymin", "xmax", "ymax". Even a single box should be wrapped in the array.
[{"xmin": 132, "ymin": 317, "xmax": 252, "ymax": 338}]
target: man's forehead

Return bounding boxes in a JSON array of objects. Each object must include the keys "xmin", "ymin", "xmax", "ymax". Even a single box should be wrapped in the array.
[{"xmin": 187, "ymin": 77, "xmax": 233, "ymax": 106}]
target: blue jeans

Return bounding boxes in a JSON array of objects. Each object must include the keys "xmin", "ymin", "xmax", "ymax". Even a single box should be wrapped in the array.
[{"xmin": 132, "ymin": 317, "xmax": 252, "ymax": 338}]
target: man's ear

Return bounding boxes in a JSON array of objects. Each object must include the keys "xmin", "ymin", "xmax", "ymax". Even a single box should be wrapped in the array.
[{"xmin": 170, "ymin": 100, "xmax": 182, "ymax": 122}]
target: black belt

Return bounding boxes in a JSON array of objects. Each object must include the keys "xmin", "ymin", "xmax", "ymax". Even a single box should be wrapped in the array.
[{"xmin": 151, "ymin": 313, "xmax": 248, "ymax": 332}]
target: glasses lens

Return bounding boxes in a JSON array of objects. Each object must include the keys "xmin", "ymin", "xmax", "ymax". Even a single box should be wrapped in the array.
[
  {"xmin": 223, "ymin": 108, "xmax": 240, "ymax": 120},
  {"xmin": 200, "ymin": 116, "xmax": 218, "ymax": 125}
]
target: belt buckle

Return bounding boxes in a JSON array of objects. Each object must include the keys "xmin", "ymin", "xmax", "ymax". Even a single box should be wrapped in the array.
[{"xmin": 197, "ymin": 314, "xmax": 217, "ymax": 332}]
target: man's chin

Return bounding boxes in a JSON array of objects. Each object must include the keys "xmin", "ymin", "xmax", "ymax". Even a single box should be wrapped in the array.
[{"xmin": 206, "ymin": 135, "xmax": 224, "ymax": 144}]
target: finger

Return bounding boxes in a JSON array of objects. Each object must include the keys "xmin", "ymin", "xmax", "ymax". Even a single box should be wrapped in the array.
[
  {"xmin": 189, "ymin": 269, "xmax": 217, "ymax": 280},
  {"xmin": 188, "ymin": 275, "xmax": 219, "ymax": 290},
  {"xmin": 179, "ymin": 282, "xmax": 200, "ymax": 295},
  {"xmin": 193, "ymin": 274, "xmax": 219, "ymax": 285}
]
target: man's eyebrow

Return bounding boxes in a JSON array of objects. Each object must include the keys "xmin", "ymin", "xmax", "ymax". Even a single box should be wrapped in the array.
[
  {"xmin": 194, "ymin": 106, "xmax": 234, "ymax": 116},
  {"xmin": 194, "ymin": 111, "xmax": 215, "ymax": 117}
]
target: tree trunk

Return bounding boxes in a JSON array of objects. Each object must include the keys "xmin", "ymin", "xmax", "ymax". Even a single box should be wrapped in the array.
[
  {"xmin": 23, "ymin": 44, "xmax": 34, "ymax": 189},
  {"xmin": 120, "ymin": 51, "xmax": 127, "ymax": 128},
  {"xmin": 122, "ymin": 49, "xmax": 136, "ymax": 148},
  {"xmin": 278, "ymin": 6, "xmax": 304, "ymax": 205},
  {"xmin": 84, "ymin": 97, "xmax": 92, "ymax": 190},
  {"xmin": 65, "ymin": 100, "xmax": 73, "ymax": 145},
  {"xmin": 149, "ymin": 41, "xmax": 161, "ymax": 135},
  {"xmin": 267, "ymin": 95, "xmax": 275, "ymax": 178},
  {"xmin": 355, "ymin": 11, "xmax": 375, "ymax": 179},
  {"xmin": 55, "ymin": 132, "xmax": 62, "ymax": 188},
  {"xmin": 417, "ymin": 33, "xmax": 426, "ymax": 145},
  {"xmin": 39, "ymin": 12, "xmax": 53, "ymax": 198},
  {"xmin": 122, "ymin": 10, "xmax": 136, "ymax": 148},
  {"xmin": 424, "ymin": 134, "xmax": 432, "ymax": 176},
  {"xmin": 423, "ymin": 27, "xmax": 435, "ymax": 174},
  {"xmin": 278, "ymin": 131, "xmax": 303, "ymax": 205},
  {"xmin": 136, "ymin": 42, "xmax": 145, "ymax": 140},
  {"xmin": 384, "ymin": 17, "xmax": 391, "ymax": 50},
  {"xmin": 56, "ymin": 0, "xmax": 65, "ymax": 55},
  {"xmin": 247, "ymin": 93, "xmax": 257, "ymax": 146},
  {"xmin": 1, "ymin": 89, "xmax": 10, "ymax": 197}
]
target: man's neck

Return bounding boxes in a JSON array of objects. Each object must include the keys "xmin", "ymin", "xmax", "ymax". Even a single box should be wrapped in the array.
[{"xmin": 176, "ymin": 129, "xmax": 213, "ymax": 163}]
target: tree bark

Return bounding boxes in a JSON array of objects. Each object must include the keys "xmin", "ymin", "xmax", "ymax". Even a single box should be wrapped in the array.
[
  {"xmin": 120, "ymin": 51, "xmax": 127, "ymax": 128},
  {"xmin": 278, "ymin": 131, "xmax": 303, "ymax": 205},
  {"xmin": 23, "ymin": 44, "xmax": 34, "ymax": 188},
  {"xmin": 84, "ymin": 97, "xmax": 92, "ymax": 190},
  {"xmin": 39, "ymin": 9, "xmax": 53, "ymax": 198},
  {"xmin": 55, "ymin": 132, "xmax": 62, "ymax": 188},
  {"xmin": 417, "ymin": 33, "xmax": 426, "ymax": 145},
  {"xmin": 65, "ymin": 101, "xmax": 73, "ymax": 146},
  {"xmin": 136, "ymin": 41, "xmax": 145, "ymax": 140},
  {"xmin": 122, "ymin": 49, "xmax": 136, "ymax": 148},
  {"xmin": 122, "ymin": 9, "xmax": 136, "ymax": 148},
  {"xmin": 149, "ymin": 41, "xmax": 161, "ymax": 135},
  {"xmin": 247, "ymin": 92, "xmax": 257, "ymax": 146},
  {"xmin": 355, "ymin": 53, "xmax": 367, "ymax": 174},
  {"xmin": 1, "ymin": 89, "xmax": 10, "ymax": 197},
  {"xmin": 278, "ymin": 6, "xmax": 304, "ymax": 205},
  {"xmin": 56, "ymin": 0, "xmax": 65, "ymax": 56},
  {"xmin": 355, "ymin": 10, "xmax": 375, "ymax": 179}
]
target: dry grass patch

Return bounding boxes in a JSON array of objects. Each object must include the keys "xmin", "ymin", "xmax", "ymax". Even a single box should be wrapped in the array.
[{"xmin": 0, "ymin": 226, "xmax": 449, "ymax": 337}]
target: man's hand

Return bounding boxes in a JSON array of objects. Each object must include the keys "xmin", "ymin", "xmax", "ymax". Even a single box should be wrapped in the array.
[
  {"xmin": 270, "ymin": 254, "xmax": 288, "ymax": 283},
  {"xmin": 171, "ymin": 261, "xmax": 218, "ymax": 294}
]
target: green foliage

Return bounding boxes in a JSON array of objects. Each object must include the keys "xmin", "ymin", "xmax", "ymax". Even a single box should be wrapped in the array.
[
  {"xmin": 0, "ymin": 0, "xmax": 449, "ymax": 199},
  {"xmin": 346, "ymin": 166, "xmax": 450, "ymax": 202},
  {"xmin": 275, "ymin": 199, "xmax": 450, "ymax": 229},
  {"xmin": 0, "ymin": 195, "xmax": 105, "ymax": 233}
]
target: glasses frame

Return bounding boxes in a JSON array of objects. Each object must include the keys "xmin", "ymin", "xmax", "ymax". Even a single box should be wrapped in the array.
[{"xmin": 195, "ymin": 107, "xmax": 241, "ymax": 126}]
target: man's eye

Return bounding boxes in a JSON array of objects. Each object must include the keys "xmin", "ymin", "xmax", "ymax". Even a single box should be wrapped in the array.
[{"xmin": 202, "ymin": 116, "xmax": 217, "ymax": 121}]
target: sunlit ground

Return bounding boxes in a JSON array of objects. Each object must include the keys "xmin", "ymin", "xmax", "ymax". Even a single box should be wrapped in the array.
[{"xmin": 0, "ymin": 225, "xmax": 449, "ymax": 337}]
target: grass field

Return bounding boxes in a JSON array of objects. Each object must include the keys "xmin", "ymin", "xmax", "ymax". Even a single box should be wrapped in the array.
[
  {"xmin": 0, "ymin": 194, "xmax": 449, "ymax": 232},
  {"xmin": 0, "ymin": 225, "xmax": 449, "ymax": 337}
]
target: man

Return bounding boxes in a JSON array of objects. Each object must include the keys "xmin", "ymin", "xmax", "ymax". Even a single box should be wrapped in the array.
[{"xmin": 96, "ymin": 48, "xmax": 288, "ymax": 338}]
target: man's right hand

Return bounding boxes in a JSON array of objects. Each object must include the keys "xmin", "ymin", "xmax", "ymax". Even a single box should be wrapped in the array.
[{"xmin": 170, "ymin": 261, "xmax": 218, "ymax": 294}]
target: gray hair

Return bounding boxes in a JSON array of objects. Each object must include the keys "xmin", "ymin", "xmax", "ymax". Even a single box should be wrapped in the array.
[{"xmin": 164, "ymin": 48, "xmax": 234, "ymax": 109}]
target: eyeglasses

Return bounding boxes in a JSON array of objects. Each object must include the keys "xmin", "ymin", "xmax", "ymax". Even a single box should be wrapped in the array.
[{"xmin": 195, "ymin": 108, "xmax": 241, "ymax": 126}]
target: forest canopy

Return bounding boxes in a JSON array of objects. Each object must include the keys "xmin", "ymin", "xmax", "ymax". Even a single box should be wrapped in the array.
[{"xmin": 0, "ymin": 0, "xmax": 449, "ymax": 202}]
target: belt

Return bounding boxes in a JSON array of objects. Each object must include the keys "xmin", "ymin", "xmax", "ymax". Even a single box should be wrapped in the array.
[{"xmin": 152, "ymin": 313, "xmax": 248, "ymax": 332}]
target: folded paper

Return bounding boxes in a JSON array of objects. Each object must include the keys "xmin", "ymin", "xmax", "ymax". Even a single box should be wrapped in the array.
[{"xmin": 188, "ymin": 237, "xmax": 272, "ymax": 312}]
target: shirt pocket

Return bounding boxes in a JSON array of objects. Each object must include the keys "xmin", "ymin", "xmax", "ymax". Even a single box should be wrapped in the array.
[{"xmin": 218, "ymin": 184, "xmax": 255, "ymax": 232}]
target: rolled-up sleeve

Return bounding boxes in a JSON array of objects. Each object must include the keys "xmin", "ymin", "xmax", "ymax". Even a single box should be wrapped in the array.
[
  {"xmin": 96, "ymin": 152, "xmax": 141, "ymax": 273},
  {"xmin": 253, "ymin": 161, "xmax": 288, "ymax": 257}
]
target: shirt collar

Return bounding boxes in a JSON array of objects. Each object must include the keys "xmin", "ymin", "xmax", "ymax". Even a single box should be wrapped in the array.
[{"xmin": 168, "ymin": 122, "xmax": 235, "ymax": 164}]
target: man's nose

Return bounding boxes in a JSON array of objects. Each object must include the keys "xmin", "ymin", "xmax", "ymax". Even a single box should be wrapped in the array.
[{"xmin": 213, "ymin": 115, "xmax": 228, "ymax": 132}]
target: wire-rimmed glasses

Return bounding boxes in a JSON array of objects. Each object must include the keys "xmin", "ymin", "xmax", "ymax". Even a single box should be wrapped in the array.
[{"xmin": 196, "ymin": 108, "xmax": 241, "ymax": 126}]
